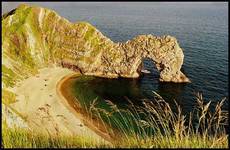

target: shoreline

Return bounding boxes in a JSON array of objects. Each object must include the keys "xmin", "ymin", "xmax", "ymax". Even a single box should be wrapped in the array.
[
  {"xmin": 56, "ymin": 73, "xmax": 118, "ymax": 143},
  {"xmin": 4, "ymin": 67, "xmax": 110, "ymax": 145}
]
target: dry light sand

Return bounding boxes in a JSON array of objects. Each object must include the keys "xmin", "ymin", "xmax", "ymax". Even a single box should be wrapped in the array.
[{"xmin": 7, "ymin": 66, "xmax": 111, "ymax": 144}]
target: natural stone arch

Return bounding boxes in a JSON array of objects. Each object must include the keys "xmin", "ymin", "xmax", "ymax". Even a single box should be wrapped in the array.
[
  {"xmin": 56, "ymin": 34, "xmax": 190, "ymax": 83},
  {"xmin": 100, "ymin": 35, "xmax": 191, "ymax": 83}
]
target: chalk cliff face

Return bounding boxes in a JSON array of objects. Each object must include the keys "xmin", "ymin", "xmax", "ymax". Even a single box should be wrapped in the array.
[{"xmin": 2, "ymin": 4, "xmax": 190, "ymax": 92}]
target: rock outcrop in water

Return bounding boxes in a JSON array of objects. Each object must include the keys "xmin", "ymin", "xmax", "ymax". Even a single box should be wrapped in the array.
[{"xmin": 2, "ymin": 4, "xmax": 190, "ymax": 92}]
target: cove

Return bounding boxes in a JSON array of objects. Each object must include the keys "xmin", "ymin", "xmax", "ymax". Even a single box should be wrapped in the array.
[
  {"xmin": 70, "ymin": 59, "xmax": 190, "ymax": 115},
  {"xmin": 67, "ymin": 60, "xmax": 191, "ymax": 134},
  {"xmin": 67, "ymin": 59, "xmax": 228, "ymax": 136}
]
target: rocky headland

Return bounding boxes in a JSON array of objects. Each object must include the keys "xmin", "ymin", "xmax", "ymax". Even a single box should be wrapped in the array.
[
  {"xmin": 2, "ymin": 4, "xmax": 190, "ymax": 141},
  {"xmin": 2, "ymin": 4, "xmax": 190, "ymax": 89}
]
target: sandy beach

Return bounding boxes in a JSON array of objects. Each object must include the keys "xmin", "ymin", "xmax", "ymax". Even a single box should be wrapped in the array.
[
  {"xmin": 56, "ymin": 72, "xmax": 120, "ymax": 143},
  {"xmin": 6, "ymin": 66, "xmax": 110, "ymax": 144}
]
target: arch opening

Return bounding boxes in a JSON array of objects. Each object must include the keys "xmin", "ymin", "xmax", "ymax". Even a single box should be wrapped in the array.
[{"xmin": 139, "ymin": 58, "xmax": 160, "ymax": 80}]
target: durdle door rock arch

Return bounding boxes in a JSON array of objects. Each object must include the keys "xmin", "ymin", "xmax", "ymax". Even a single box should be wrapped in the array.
[
  {"xmin": 78, "ymin": 34, "xmax": 191, "ymax": 83},
  {"xmin": 2, "ymin": 4, "xmax": 190, "ymax": 93},
  {"xmin": 104, "ymin": 35, "xmax": 191, "ymax": 83}
]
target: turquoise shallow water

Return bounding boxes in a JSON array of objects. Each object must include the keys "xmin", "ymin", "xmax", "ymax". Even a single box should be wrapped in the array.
[{"xmin": 3, "ymin": 2, "xmax": 228, "ymax": 112}]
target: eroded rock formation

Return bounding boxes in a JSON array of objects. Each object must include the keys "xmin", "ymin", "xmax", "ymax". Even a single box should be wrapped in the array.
[{"xmin": 2, "ymin": 4, "xmax": 190, "ymax": 93}]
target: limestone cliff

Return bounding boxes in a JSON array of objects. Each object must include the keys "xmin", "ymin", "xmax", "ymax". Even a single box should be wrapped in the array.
[{"xmin": 2, "ymin": 4, "xmax": 190, "ymax": 92}]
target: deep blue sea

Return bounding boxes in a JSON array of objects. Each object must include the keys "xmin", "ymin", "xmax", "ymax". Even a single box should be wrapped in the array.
[{"xmin": 2, "ymin": 2, "xmax": 228, "ymax": 113}]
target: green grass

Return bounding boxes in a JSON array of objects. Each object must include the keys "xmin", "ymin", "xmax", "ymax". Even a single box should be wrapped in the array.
[
  {"xmin": 83, "ymin": 92, "xmax": 229, "ymax": 148},
  {"xmin": 2, "ymin": 92, "xmax": 228, "ymax": 148},
  {"xmin": 2, "ymin": 122, "xmax": 110, "ymax": 148}
]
